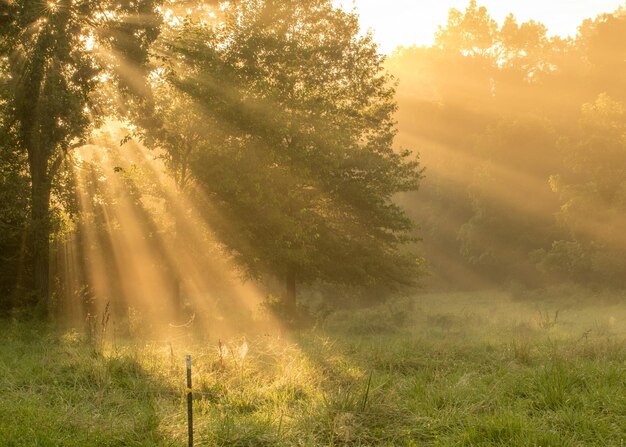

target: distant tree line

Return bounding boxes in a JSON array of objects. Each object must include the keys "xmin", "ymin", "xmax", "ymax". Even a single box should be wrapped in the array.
[{"xmin": 388, "ymin": 0, "xmax": 626, "ymax": 289}]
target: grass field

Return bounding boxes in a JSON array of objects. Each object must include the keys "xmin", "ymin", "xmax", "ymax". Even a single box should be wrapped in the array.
[{"xmin": 0, "ymin": 289, "xmax": 624, "ymax": 446}]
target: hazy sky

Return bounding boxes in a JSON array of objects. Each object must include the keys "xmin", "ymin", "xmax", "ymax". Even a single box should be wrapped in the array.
[{"xmin": 333, "ymin": 0, "xmax": 625, "ymax": 53}]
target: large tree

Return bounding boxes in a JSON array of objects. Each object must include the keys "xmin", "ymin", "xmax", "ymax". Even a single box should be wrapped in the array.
[
  {"xmin": 153, "ymin": 0, "xmax": 424, "ymax": 311},
  {"xmin": 0, "ymin": 0, "xmax": 161, "ymax": 313}
]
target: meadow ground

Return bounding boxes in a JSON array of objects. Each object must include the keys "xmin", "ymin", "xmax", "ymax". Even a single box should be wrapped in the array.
[{"xmin": 0, "ymin": 289, "xmax": 624, "ymax": 446}]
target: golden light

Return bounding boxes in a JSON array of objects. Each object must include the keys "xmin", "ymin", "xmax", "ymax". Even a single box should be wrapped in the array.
[
  {"xmin": 82, "ymin": 33, "xmax": 95, "ymax": 52},
  {"xmin": 61, "ymin": 121, "xmax": 285, "ymax": 339},
  {"xmin": 333, "ymin": 0, "xmax": 626, "ymax": 53},
  {"xmin": 46, "ymin": 0, "xmax": 59, "ymax": 13}
]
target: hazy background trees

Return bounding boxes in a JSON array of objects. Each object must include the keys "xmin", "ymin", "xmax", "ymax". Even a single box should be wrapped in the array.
[{"xmin": 390, "ymin": 2, "xmax": 626, "ymax": 290}]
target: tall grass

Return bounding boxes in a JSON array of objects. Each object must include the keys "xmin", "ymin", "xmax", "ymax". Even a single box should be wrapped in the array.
[{"xmin": 0, "ymin": 289, "xmax": 624, "ymax": 446}]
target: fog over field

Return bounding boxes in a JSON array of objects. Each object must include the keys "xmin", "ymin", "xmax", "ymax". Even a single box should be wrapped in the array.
[{"xmin": 0, "ymin": 1, "xmax": 624, "ymax": 445}]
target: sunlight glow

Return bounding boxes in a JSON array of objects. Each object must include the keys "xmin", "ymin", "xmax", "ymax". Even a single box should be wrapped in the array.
[
  {"xmin": 63, "ymin": 122, "xmax": 284, "ymax": 339},
  {"xmin": 80, "ymin": 33, "xmax": 95, "ymax": 52},
  {"xmin": 46, "ymin": 1, "xmax": 59, "ymax": 13},
  {"xmin": 334, "ymin": 0, "xmax": 626, "ymax": 53}
]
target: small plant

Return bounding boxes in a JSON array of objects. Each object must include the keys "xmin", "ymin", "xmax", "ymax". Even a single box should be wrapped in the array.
[
  {"xmin": 217, "ymin": 339, "xmax": 229, "ymax": 369},
  {"xmin": 86, "ymin": 301, "xmax": 111, "ymax": 354},
  {"xmin": 127, "ymin": 306, "xmax": 143, "ymax": 338},
  {"xmin": 85, "ymin": 312, "xmax": 97, "ymax": 345},
  {"xmin": 537, "ymin": 309, "xmax": 560, "ymax": 329},
  {"xmin": 101, "ymin": 301, "xmax": 111, "ymax": 335},
  {"xmin": 169, "ymin": 341, "xmax": 176, "ymax": 372},
  {"xmin": 238, "ymin": 337, "xmax": 249, "ymax": 366},
  {"xmin": 333, "ymin": 411, "xmax": 358, "ymax": 443},
  {"xmin": 237, "ymin": 338, "xmax": 249, "ymax": 398},
  {"xmin": 509, "ymin": 337, "xmax": 532, "ymax": 364},
  {"xmin": 531, "ymin": 363, "xmax": 581, "ymax": 410}
]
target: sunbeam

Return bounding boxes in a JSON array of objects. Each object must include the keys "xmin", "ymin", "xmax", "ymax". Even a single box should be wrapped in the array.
[{"xmin": 60, "ymin": 121, "xmax": 286, "ymax": 340}]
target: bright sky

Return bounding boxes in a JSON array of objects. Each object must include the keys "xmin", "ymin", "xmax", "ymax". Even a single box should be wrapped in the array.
[{"xmin": 334, "ymin": 0, "xmax": 625, "ymax": 53}]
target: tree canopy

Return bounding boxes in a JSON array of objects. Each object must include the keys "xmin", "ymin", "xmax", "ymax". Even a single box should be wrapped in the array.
[{"xmin": 151, "ymin": 0, "xmax": 424, "ymax": 310}]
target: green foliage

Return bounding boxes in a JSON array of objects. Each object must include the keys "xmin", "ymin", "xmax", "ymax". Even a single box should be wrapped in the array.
[
  {"xmin": 151, "ymin": 0, "xmax": 424, "ymax": 303},
  {"xmin": 0, "ymin": 92, "xmax": 31, "ymax": 309}
]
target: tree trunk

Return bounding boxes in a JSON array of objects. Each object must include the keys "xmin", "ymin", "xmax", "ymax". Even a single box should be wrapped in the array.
[
  {"xmin": 30, "ymin": 156, "xmax": 51, "ymax": 316},
  {"xmin": 172, "ymin": 196, "xmax": 186, "ymax": 322},
  {"xmin": 284, "ymin": 266, "xmax": 297, "ymax": 316}
]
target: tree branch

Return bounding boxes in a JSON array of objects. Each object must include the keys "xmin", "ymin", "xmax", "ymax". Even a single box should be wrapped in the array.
[{"xmin": 48, "ymin": 140, "xmax": 82, "ymax": 178}]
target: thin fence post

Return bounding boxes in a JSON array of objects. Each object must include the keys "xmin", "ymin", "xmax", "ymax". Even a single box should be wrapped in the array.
[{"xmin": 186, "ymin": 354, "xmax": 193, "ymax": 447}]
